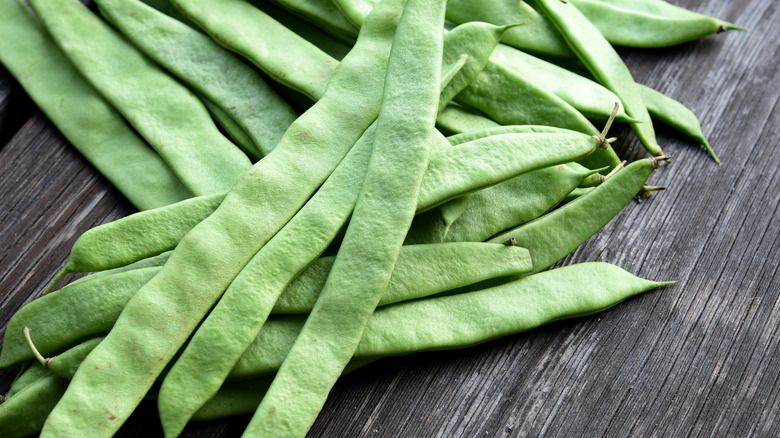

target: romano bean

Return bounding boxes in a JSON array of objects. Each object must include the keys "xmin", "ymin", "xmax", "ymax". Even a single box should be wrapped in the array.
[
  {"xmin": 638, "ymin": 84, "xmax": 717, "ymax": 162},
  {"xmin": 246, "ymin": 1, "xmax": 446, "ymax": 436},
  {"xmin": 0, "ymin": 373, "xmax": 68, "ymax": 438},
  {"xmin": 437, "ymin": 104, "xmax": 500, "ymax": 135},
  {"xmin": 0, "ymin": 267, "xmax": 160, "ymax": 367},
  {"xmin": 534, "ymin": 0, "xmax": 664, "ymax": 157},
  {"xmin": 440, "ymin": 22, "xmax": 511, "ymax": 113},
  {"xmin": 199, "ymin": 95, "xmax": 262, "ymax": 159},
  {"xmin": 446, "ymin": 0, "xmax": 572, "ymax": 58},
  {"xmin": 6, "ymin": 363, "xmax": 49, "ymax": 399},
  {"xmin": 40, "ymin": 2, "xmax": 401, "ymax": 435},
  {"xmin": 491, "ymin": 157, "xmax": 662, "ymax": 272},
  {"xmin": 95, "ymin": 0, "xmax": 297, "ymax": 158},
  {"xmin": 29, "ymin": 0, "xmax": 252, "ymax": 196},
  {"xmin": 56, "ymin": 192, "xmax": 224, "ymax": 277},
  {"xmin": 0, "ymin": 0, "xmax": 190, "ymax": 210},
  {"xmin": 172, "ymin": 0, "xmax": 338, "ymax": 101},
  {"xmin": 262, "ymin": 0, "xmax": 360, "ymax": 43},
  {"xmin": 3, "ymin": 262, "xmax": 670, "ymax": 436},
  {"xmin": 417, "ymin": 132, "xmax": 599, "ymax": 211},
  {"xmin": 568, "ymin": 0, "xmax": 744, "ymax": 47},
  {"xmin": 157, "ymin": 116, "xmax": 380, "ymax": 437},
  {"xmin": 489, "ymin": 43, "xmax": 632, "ymax": 123},
  {"xmin": 405, "ymin": 164, "xmax": 598, "ymax": 244}
]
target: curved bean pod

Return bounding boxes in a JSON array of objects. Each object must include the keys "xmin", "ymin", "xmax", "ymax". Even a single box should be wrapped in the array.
[
  {"xmin": 437, "ymin": 104, "xmax": 500, "ymax": 135},
  {"xmin": 264, "ymin": 0, "xmax": 360, "ymax": 43},
  {"xmin": 0, "ymin": 267, "xmax": 160, "ymax": 368},
  {"xmin": 0, "ymin": 0, "xmax": 190, "ymax": 210},
  {"xmin": 638, "ymin": 84, "xmax": 717, "ymax": 162},
  {"xmin": 489, "ymin": 43, "xmax": 632, "ymax": 123},
  {"xmin": 534, "ymin": 0, "xmax": 664, "ymax": 157},
  {"xmin": 418, "ymin": 132, "xmax": 598, "ymax": 211},
  {"xmin": 95, "ymin": 0, "xmax": 297, "ymax": 158},
  {"xmin": 446, "ymin": 0, "xmax": 572, "ymax": 58},
  {"xmin": 171, "ymin": 0, "xmax": 337, "ymax": 101},
  {"xmin": 490, "ymin": 157, "xmax": 660, "ymax": 272},
  {"xmin": 569, "ymin": 0, "xmax": 744, "ymax": 47},
  {"xmin": 29, "ymin": 0, "xmax": 252, "ymax": 196},
  {"xmin": 406, "ymin": 164, "xmax": 600, "ymax": 244}
]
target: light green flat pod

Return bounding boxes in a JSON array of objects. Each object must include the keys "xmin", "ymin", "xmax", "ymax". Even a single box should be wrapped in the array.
[
  {"xmin": 0, "ymin": 0, "xmax": 190, "ymax": 210},
  {"xmin": 568, "ymin": 0, "xmax": 744, "ymax": 47},
  {"xmin": 30, "ymin": 0, "xmax": 252, "ymax": 196},
  {"xmin": 96, "ymin": 0, "xmax": 298, "ymax": 158}
]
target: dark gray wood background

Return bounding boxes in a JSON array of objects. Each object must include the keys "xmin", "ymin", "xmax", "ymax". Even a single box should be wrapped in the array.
[{"xmin": 1, "ymin": 0, "xmax": 778, "ymax": 436}]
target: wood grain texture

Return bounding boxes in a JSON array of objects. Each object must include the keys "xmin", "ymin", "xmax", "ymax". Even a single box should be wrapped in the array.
[{"xmin": 0, "ymin": 0, "xmax": 778, "ymax": 437}]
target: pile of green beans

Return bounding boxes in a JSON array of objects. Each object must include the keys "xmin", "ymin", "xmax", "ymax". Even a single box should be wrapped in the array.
[{"xmin": 0, "ymin": 0, "xmax": 742, "ymax": 436}]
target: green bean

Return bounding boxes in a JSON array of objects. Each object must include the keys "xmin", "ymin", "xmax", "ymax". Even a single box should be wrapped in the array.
[
  {"xmin": 439, "ymin": 22, "xmax": 511, "ymax": 113},
  {"xmin": 567, "ymin": 0, "xmax": 744, "ymax": 47},
  {"xmin": 0, "ymin": 373, "xmax": 68, "ymax": 438},
  {"xmin": 447, "ymin": 125, "xmax": 581, "ymax": 145},
  {"xmin": 491, "ymin": 157, "xmax": 662, "ymax": 272},
  {"xmin": 278, "ymin": 243, "xmax": 532, "ymax": 313},
  {"xmin": 534, "ymin": 0, "xmax": 663, "ymax": 157},
  {"xmin": 638, "ymin": 84, "xmax": 717, "ymax": 162},
  {"xmin": 437, "ymin": 104, "xmax": 500, "ymax": 135},
  {"xmin": 171, "ymin": 0, "xmax": 337, "ymax": 101},
  {"xmin": 3, "ymin": 261, "xmax": 670, "ymax": 435},
  {"xmin": 5, "ymin": 363, "xmax": 49, "ymax": 399},
  {"xmin": 441, "ymin": 54, "xmax": 470, "ymax": 93},
  {"xmin": 263, "ymin": 0, "xmax": 360, "ymax": 43},
  {"xmin": 489, "ymin": 43, "xmax": 632, "ymax": 123},
  {"xmin": 56, "ymin": 192, "xmax": 224, "ymax": 278},
  {"xmin": 438, "ymin": 195, "xmax": 473, "ymax": 241},
  {"xmin": 455, "ymin": 59, "xmax": 600, "ymax": 134},
  {"xmin": 406, "ymin": 164, "xmax": 598, "ymax": 244},
  {"xmin": 252, "ymin": 0, "xmax": 354, "ymax": 60},
  {"xmin": 198, "ymin": 95, "xmax": 262, "ymax": 160},
  {"xmin": 40, "ymin": 1, "xmax": 401, "ymax": 434},
  {"xmin": 0, "ymin": 267, "xmax": 160, "ymax": 368},
  {"xmin": 95, "ymin": 0, "xmax": 297, "ymax": 158},
  {"xmin": 29, "ymin": 0, "xmax": 252, "ymax": 196},
  {"xmin": 417, "ymin": 132, "xmax": 600, "ymax": 212},
  {"xmin": 0, "ymin": 0, "xmax": 190, "ymax": 210},
  {"xmin": 330, "ymin": 0, "xmax": 378, "ymax": 27},
  {"xmin": 446, "ymin": 0, "xmax": 572, "ymax": 58},
  {"xmin": 247, "ymin": 1, "xmax": 446, "ymax": 435}
]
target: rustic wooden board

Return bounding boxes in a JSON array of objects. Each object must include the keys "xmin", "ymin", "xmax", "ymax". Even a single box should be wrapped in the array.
[{"xmin": 1, "ymin": 0, "xmax": 778, "ymax": 436}]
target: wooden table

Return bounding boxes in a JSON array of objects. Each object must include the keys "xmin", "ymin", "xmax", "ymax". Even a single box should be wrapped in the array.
[{"xmin": 1, "ymin": 0, "xmax": 778, "ymax": 436}]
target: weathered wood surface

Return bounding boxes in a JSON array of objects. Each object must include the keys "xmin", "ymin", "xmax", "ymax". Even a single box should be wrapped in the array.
[{"xmin": 1, "ymin": 0, "xmax": 778, "ymax": 436}]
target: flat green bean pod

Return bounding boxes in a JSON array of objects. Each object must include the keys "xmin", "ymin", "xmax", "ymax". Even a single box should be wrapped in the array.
[
  {"xmin": 0, "ymin": 373, "xmax": 68, "ymax": 438},
  {"xmin": 263, "ymin": 0, "xmax": 360, "ymax": 43},
  {"xmin": 439, "ymin": 22, "xmax": 512, "ymax": 112},
  {"xmin": 406, "ymin": 164, "xmax": 601, "ymax": 244},
  {"xmin": 0, "ymin": 0, "xmax": 190, "ymax": 210},
  {"xmin": 446, "ymin": 0, "xmax": 572, "ymax": 58},
  {"xmin": 29, "ymin": 0, "xmax": 252, "ymax": 196},
  {"xmin": 489, "ymin": 43, "xmax": 632, "ymax": 123},
  {"xmin": 417, "ymin": 132, "xmax": 599, "ymax": 211},
  {"xmin": 534, "ymin": 0, "xmax": 663, "ymax": 157},
  {"xmin": 638, "ymin": 84, "xmax": 717, "ymax": 162},
  {"xmin": 57, "ymin": 192, "xmax": 225, "ymax": 277},
  {"xmin": 568, "ymin": 0, "xmax": 744, "ymax": 47},
  {"xmin": 40, "ymin": 2, "xmax": 402, "ymax": 435},
  {"xmin": 491, "ymin": 157, "xmax": 661, "ymax": 272},
  {"xmin": 172, "ymin": 0, "xmax": 338, "ymax": 101},
  {"xmin": 1, "ymin": 263, "xmax": 671, "ymax": 435},
  {"xmin": 0, "ymin": 267, "xmax": 160, "ymax": 367},
  {"xmin": 95, "ymin": 0, "xmax": 298, "ymax": 158},
  {"xmin": 437, "ymin": 104, "xmax": 500, "ymax": 135}
]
